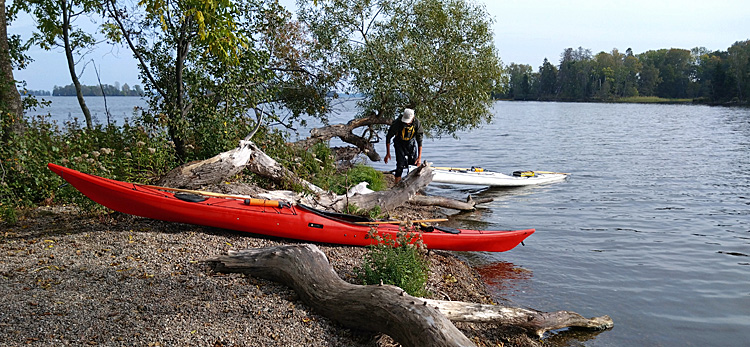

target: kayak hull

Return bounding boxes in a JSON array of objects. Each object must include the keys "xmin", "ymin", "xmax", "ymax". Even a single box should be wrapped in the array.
[
  {"xmin": 48, "ymin": 163, "xmax": 533, "ymax": 252},
  {"xmin": 430, "ymin": 168, "xmax": 568, "ymax": 187}
]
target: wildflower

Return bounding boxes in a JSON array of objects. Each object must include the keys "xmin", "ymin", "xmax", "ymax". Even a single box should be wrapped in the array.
[
  {"xmin": 73, "ymin": 157, "xmax": 81, "ymax": 162},
  {"xmin": 86, "ymin": 158, "xmax": 95, "ymax": 164},
  {"xmin": 125, "ymin": 152, "xmax": 132, "ymax": 157},
  {"xmin": 148, "ymin": 148, "xmax": 156, "ymax": 154},
  {"xmin": 82, "ymin": 153, "xmax": 89, "ymax": 158},
  {"xmin": 136, "ymin": 141, "xmax": 146, "ymax": 147},
  {"xmin": 92, "ymin": 151, "xmax": 100, "ymax": 158},
  {"xmin": 100, "ymin": 148, "xmax": 112, "ymax": 155},
  {"xmin": 61, "ymin": 158, "xmax": 69, "ymax": 164}
]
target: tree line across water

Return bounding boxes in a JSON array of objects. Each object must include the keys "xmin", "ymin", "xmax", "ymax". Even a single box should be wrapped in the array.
[
  {"xmin": 50, "ymin": 83, "xmax": 144, "ymax": 97},
  {"xmin": 498, "ymin": 42, "xmax": 750, "ymax": 104}
]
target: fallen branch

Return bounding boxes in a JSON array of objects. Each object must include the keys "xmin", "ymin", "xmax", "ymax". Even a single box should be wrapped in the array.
[
  {"xmin": 207, "ymin": 244, "xmax": 613, "ymax": 346},
  {"xmin": 293, "ymin": 112, "xmax": 393, "ymax": 162},
  {"xmin": 410, "ymin": 194, "xmax": 493, "ymax": 211}
]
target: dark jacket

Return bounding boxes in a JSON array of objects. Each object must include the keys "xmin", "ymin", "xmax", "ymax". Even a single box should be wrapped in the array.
[{"xmin": 386, "ymin": 118, "xmax": 424, "ymax": 147}]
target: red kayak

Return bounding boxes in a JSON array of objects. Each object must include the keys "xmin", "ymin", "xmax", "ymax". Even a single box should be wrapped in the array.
[{"xmin": 47, "ymin": 163, "xmax": 533, "ymax": 252}]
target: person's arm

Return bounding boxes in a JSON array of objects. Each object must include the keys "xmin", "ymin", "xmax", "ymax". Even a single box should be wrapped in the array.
[
  {"xmin": 384, "ymin": 121, "xmax": 397, "ymax": 164},
  {"xmin": 414, "ymin": 119, "xmax": 424, "ymax": 165},
  {"xmin": 384, "ymin": 141, "xmax": 392, "ymax": 163}
]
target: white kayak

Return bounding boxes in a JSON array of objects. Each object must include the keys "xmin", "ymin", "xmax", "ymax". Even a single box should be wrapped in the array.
[{"xmin": 422, "ymin": 166, "xmax": 570, "ymax": 187}]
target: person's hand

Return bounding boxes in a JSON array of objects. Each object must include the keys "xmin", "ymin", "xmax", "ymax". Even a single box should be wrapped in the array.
[
  {"xmin": 384, "ymin": 153, "xmax": 391, "ymax": 164},
  {"xmin": 414, "ymin": 156, "xmax": 421, "ymax": 165}
]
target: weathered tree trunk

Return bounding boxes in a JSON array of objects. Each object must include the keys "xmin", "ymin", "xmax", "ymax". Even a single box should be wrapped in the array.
[
  {"xmin": 209, "ymin": 244, "xmax": 476, "ymax": 347},
  {"xmin": 337, "ymin": 164, "xmax": 434, "ymax": 211},
  {"xmin": 157, "ymin": 139, "xmax": 322, "ymax": 193},
  {"xmin": 208, "ymin": 244, "xmax": 613, "ymax": 346},
  {"xmin": 0, "ymin": 0, "xmax": 24, "ymax": 141},
  {"xmin": 158, "ymin": 109, "xmax": 323, "ymax": 192},
  {"xmin": 421, "ymin": 299, "xmax": 613, "ymax": 337}
]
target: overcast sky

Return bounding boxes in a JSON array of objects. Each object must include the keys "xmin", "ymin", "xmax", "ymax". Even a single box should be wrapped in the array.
[{"xmin": 10, "ymin": 0, "xmax": 750, "ymax": 91}]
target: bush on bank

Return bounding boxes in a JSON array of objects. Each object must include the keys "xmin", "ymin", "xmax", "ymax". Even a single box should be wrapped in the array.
[{"xmin": 0, "ymin": 113, "xmax": 386, "ymax": 217}]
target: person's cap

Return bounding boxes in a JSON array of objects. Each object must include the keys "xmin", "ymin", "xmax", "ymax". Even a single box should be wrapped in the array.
[{"xmin": 401, "ymin": 108, "xmax": 415, "ymax": 123}]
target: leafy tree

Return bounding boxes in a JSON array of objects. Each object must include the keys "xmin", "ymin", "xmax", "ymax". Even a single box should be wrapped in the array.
[
  {"xmin": 104, "ymin": 0, "xmax": 335, "ymax": 161},
  {"xmin": 695, "ymin": 50, "xmax": 734, "ymax": 103},
  {"xmin": 620, "ymin": 48, "xmax": 641, "ymax": 97},
  {"xmin": 727, "ymin": 40, "xmax": 750, "ymax": 103},
  {"xmin": 13, "ymin": 0, "xmax": 104, "ymax": 130},
  {"xmin": 592, "ymin": 51, "xmax": 616, "ymax": 100},
  {"xmin": 638, "ymin": 48, "xmax": 694, "ymax": 99},
  {"xmin": 298, "ymin": 0, "xmax": 503, "ymax": 137},
  {"xmin": 557, "ymin": 47, "xmax": 593, "ymax": 101},
  {"xmin": 538, "ymin": 58, "xmax": 558, "ymax": 98},
  {"xmin": 506, "ymin": 63, "xmax": 533, "ymax": 100}
]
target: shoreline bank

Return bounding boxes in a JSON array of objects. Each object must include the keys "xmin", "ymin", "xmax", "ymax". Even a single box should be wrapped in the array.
[{"xmin": 0, "ymin": 206, "xmax": 541, "ymax": 346}]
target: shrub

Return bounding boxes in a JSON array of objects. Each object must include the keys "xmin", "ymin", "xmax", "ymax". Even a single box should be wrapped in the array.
[{"xmin": 356, "ymin": 229, "xmax": 430, "ymax": 297}]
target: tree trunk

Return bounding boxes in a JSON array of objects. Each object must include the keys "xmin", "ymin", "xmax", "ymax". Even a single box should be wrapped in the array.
[
  {"xmin": 421, "ymin": 299, "xmax": 613, "ymax": 337},
  {"xmin": 156, "ymin": 139, "xmax": 323, "ymax": 193},
  {"xmin": 208, "ymin": 244, "xmax": 613, "ymax": 345},
  {"xmin": 341, "ymin": 164, "xmax": 433, "ymax": 211},
  {"xmin": 208, "ymin": 244, "xmax": 476, "ymax": 347},
  {"xmin": 293, "ymin": 112, "xmax": 393, "ymax": 162},
  {"xmin": 0, "ymin": 0, "xmax": 24, "ymax": 141},
  {"xmin": 61, "ymin": 0, "xmax": 93, "ymax": 130}
]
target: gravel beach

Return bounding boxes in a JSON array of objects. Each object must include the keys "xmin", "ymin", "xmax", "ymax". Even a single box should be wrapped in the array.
[{"xmin": 0, "ymin": 206, "xmax": 541, "ymax": 346}]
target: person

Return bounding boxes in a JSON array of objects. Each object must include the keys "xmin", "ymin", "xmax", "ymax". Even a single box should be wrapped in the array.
[{"xmin": 384, "ymin": 108, "xmax": 423, "ymax": 184}]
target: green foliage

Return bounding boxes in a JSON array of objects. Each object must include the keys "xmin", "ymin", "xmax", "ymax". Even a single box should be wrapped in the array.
[
  {"xmin": 0, "ymin": 202, "xmax": 18, "ymax": 226},
  {"xmin": 616, "ymin": 96, "xmax": 692, "ymax": 104},
  {"xmin": 318, "ymin": 163, "xmax": 387, "ymax": 195},
  {"xmin": 495, "ymin": 41, "xmax": 750, "ymax": 104},
  {"xmin": 0, "ymin": 113, "xmax": 179, "ymax": 207},
  {"xmin": 299, "ymin": 0, "xmax": 503, "ymax": 137},
  {"xmin": 52, "ymin": 83, "xmax": 144, "ymax": 97},
  {"xmin": 105, "ymin": 0, "xmax": 338, "ymax": 163},
  {"xmin": 356, "ymin": 229, "xmax": 430, "ymax": 297}
]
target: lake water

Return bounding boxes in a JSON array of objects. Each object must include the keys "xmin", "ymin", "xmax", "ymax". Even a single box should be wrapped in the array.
[
  {"xmin": 26, "ymin": 96, "xmax": 147, "ymax": 126},
  {"xmin": 38, "ymin": 97, "xmax": 749, "ymax": 346},
  {"xmin": 386, "ymin": 101, "xmax": 749, "ymax": 347}
]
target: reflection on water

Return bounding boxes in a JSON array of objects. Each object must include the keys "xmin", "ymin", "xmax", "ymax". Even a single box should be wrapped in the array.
[{"xmin": 473, "ymin": 261, "xmax": 533, "ymax": 300}]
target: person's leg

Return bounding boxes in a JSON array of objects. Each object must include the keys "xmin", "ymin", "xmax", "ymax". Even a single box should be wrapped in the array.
[
  {"xmin": 394, "ymin": 142, "xmax": 408, "ymax": 184},
  {"xmin": 405, "ymin": 141, "xmax": 418, "ymax": 166}
]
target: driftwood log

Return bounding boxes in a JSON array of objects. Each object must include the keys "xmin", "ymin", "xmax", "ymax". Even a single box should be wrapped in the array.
[
  {"xmin": 209, "ymin": 244, "xmax": 475, "ymax": 347},
  {"xmin": 342, "ymin": 163, "xmax": 434, "ymax": 211},
  {"xmin": 422, "ymin": 299, "xmax": 613, "ymax": 337},
  {"xmin": 208, "ymin": 244, "xmax": 613, "ymax": 347},
  {"xmin": 157, "ymin": 140, "xmax": 324, "ymax": 192},
  {"xmin": 410, "ymin": 194, "xmax": 494, "ymax": 211}
]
